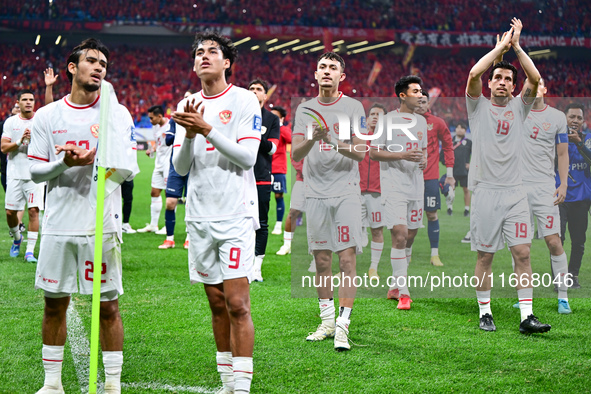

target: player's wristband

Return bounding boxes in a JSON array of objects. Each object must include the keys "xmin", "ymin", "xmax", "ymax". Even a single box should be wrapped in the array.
[
  {"xmin": 15, "ymin": 139, "xmax": 22, "ymax": 147},
  {"xmin": 447, "ymin": 167, "xmax": 454, "ymax": 178}
]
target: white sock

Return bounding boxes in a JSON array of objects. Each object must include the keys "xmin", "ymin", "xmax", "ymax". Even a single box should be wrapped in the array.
[
  {"xmin": 26, "ymin": 231, "xmax": 38, "ymax": 253},
  {"xmin": 551, "ymin": 252, "xmax": 568, "ymax": 300},
  {"xmin": 216, "ymin": 351, "xmax": 234, "ymax": 391},
  {"xmin": 103, "ymin": 351, "xmax": 123, "ymax": 388},
  {"xmin": 9, "ymin": 225, "xmax": 21, "ymax": 241},
  {"xmin": 166, "ymin": 235, "xmax": 174, "ymax": 242},
  {"xmin": 517, "ymin": 288, "xmax": 533, "ymax": 322},
  {"xmin": 391, "ymin": 248, "xmax": 408, "ymax": 294},
  {"xmin": 465, "ymin": 206, "xmax": 470, "ymax": 211},
  {"xmin": 339, "ymin": 306, "xmax": 352, "ymax": 321},
  {"xmin": 42, "ymin": 344, "xmax": 64, "ymax": 388},
  {"xmin": 274, "ymin": 221, "xmax": 282, "ymax": 230},
  {"xmin": 476, "ymin": 290, "xmax": 492, "ymax": 317},
  {"xmin": 233, "ymin": 357, "xmax": 253, "ymax": 393},
  {"xmin": 150, "ymin": 196, "xmax": 162, "ymax": 227},
  {"xmin": 369, "ymin": 241, "xmax": 383, "ymax": 270},
  {"xmin": 431, "ymin": 247, "xmax": 438, "ymax": 257},
  {"xmin": 254, "ymin": 255, "xmax": 264, "ymax": 272},
  {"xmin": 405, "ymin": 247, "xmax": 412, "ymax": 267},
  {"xmin": 319, "ymin": 298, "xmax": 335, "ymax": 326},
  {"xmin": 283, "ymin": 231, "xmax": 293, "ymax": 248}
]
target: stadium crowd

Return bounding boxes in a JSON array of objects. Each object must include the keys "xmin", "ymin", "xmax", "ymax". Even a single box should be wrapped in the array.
[
  {"xmin": 1, "ymin": 0, "xmax": 590, "ymax": 35},
  {"xmin": 1, "ymin": 43, "xmax": 590, "ymax": 126}
]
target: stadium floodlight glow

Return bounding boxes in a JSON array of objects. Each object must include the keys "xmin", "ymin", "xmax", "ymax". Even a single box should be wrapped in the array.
[
  {"xmin": 251, "ymin": 45, "xmax": 260, "ymax": 51},
  {"xmin": 528, "ymin": 49, "xmax": 551, "ymax": 56},
  {"xmin": 292, "ymin": 40, "xmax": 321, "ymax": 51},
  {"xmin": 310, "ymin": 45, "xmax": 326, "ymax": 53},
  {"xmin": 332, "ymin": 40, "xmax": 345, "ymax": 46},
  {"xmin": 266, "ymin": 38, "xmax": 279, "ymax": 45},
  {"xmin": 268, "ymin": 39, "xmax": 300, "ymax": 52},
  {"xmin": 346, "ymin": 40, "xmax": 368, "ymax": 49},
  {"xmin": 233, "ymin": 37, "xmax": 251, "ymax": 46},
  {"xmin": 351, "ymin": 41, "xmax": 395, "ymax": 54},
  {"xmin": 35, "ymin": 35, "xmax": 41, "ymax": 45},
  {"xmin": 55, "ymin": 35, "xmax": 62, "ymax": 45}
]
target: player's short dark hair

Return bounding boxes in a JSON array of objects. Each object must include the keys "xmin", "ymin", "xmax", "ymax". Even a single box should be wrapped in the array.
[
  {"xmin": 318, "ymin": 52, "xmax": 345, "ymax": 72},
  {"xmin": 191, "ymin": 31, "xmax": 238, "ymax": 79},
  {"xmin": 271, "ymin": 105, "xmax": 287, "ymax": 118},
  {"xmin": 421, "ymin": 91, "xmax": 430, "ymax": 99},
  {"xmin": 565, "ymin": 102, "xmax": 585, "ymax": 116},
  {"xmin": 395, "ymin": 75, "xmax": 423, "ymax": 98},
  {"xmin": 148, "ymin": 105, "xmax": 164, "ymax": 116},
  {"xmin": 456, "ymin": 122, "xmax": 467, "ymax": 130},
  {"xmin": 488, "ymin": 60, "xmax": 518, "ymax": 84},
  {"xmin": 369, "ymin": 103, "xmax": 387, "ymax": 115},
  {"xmin": 66, "ymin": 38, "xmax": 110, "ymax": 83},
  {"xmin": 248, "ymin": 78, "xmax": 269, "ymax": 93},
  {"xmin": 17, "ymin": 89, "xmax": 34, "ymax": 100}
]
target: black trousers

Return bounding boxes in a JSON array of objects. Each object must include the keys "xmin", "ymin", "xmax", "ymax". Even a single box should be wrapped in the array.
[
  {"xmin": 255, "ymin": 184, "xmax": 272, "ymax": 257},
  {"xmin": 121, "ymin": 180, "xmax": 134, "ymax": 224},
  {"xmin": 559, "ymin": 200, "xmax": 591, "ymax": 277}
]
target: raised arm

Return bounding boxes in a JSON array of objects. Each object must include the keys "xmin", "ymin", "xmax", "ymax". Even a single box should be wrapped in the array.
[
  {"xmin": 510, "ymin": 18, "xmax": 540, "ymax": 102},
  {"xmin": 466, "ymin": 27, "xmax": 513, "ymax": 98}
]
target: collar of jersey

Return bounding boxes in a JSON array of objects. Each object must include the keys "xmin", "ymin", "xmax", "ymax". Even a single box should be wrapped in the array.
[
  {"xmin": 200, "ymin": 84, "xmax": 233, "ymax": 100},
  {"xmin": 316, "ymin": 92, "xmax": 343, "ymax": 106},
  {"xmin": 64, "ymin": 94, "xmax": 100, "ymax": 109}
]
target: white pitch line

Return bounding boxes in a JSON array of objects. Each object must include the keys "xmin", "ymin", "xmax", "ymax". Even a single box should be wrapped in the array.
[
  {"xmin": 122, "ymin": 382, "xmax": 215, "ymax": 393},
  {"xmin": 66, "ymin": 299, "xmax": 103, "ymax": 393}
]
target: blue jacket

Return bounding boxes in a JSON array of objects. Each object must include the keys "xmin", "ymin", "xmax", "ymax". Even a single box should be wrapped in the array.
[{"xmin": 556, "ymin": 131, "xmax": 591, "ymax": 202}]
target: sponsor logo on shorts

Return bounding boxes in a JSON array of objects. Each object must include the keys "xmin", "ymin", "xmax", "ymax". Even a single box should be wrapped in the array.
[
  {"xmin": 219, "ymin": 110, "xmax": 232, "ymax": 124},
  {"xmin": 91, "ymin": 124, "xmax": 99, "ymax": 138},
  {"xmin": 314, "ymin": 241, "xmax": 328, "ymax": 244},
  {"xmin": 52, "ymin": 129, "xmax": 68, "ymax": 134},
  {"xmin": 480, "ymin": 243, "xmax": 492, "ymax": 248},
  {"xmin": 197, "ymin": 271, "xmax": 209, "ymax": 277},
  {"xmin": 43, "ymin": 277, "xmax": 58, "ymax": 284}
]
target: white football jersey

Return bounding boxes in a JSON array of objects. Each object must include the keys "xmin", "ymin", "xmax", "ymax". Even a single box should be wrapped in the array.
[
  {"xmin": 293, "ymin": 93, "xmax": 366, "ymax": 198},
  {"xmin": 29, "ymin": 95, "xmax": 134, "ymax": 236},
  {"xmin": 466, "ymin": 94, "xmax": 533, "ymax": 189},
  {"xmin": 372, "ymin": 109, "xmax": 428, "ymax": 200},
  {"xmin": 2, "ymin": 114, "xmax": 35, "ymax": 180},
  {"xmin": 153, "ymin": 119, "xmax": 172, "ymax": 170},
  {"xmin": 173, "ymin": 84, "xmax": 261, "ymax": 222},
  {"xmin": 521, "ymin": 104, "xmax": 567, "ymax": 184}
]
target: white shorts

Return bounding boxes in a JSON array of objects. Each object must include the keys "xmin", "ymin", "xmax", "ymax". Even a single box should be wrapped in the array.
[
  {"xmin": 5, "ymin": 178, "xmax": 45, "ymax": 211},
  {"xmin": 383, "ymin": 193, "xmax": 423, "ymax": 230},
  {"xmin": 361, "ymin": 192, "xmax": 384, "ymax": 229},
  {"xmin": 35, "ymin": 233, "xmax": 123, "ymax": 296},
  {"xmin": 524, "ymin": 183, "xmax": 560, "ymax": 238},
  {"xmin": 187, "ymin": 217, "xmax": 256, "ymax": 285},
  {"xmin": 151, "ymin": 163, "xmax": 170, "ymax": 190},
  {"xmin": 305, "ymin": 194, "xmax": 363, "ymax": 254},
  {"xmin": 290, "ymin": 180, "xmax": 305, "ymax": 212},
  {"xmin": 470, "ymin": 186, "xmax": 532, "ymax": 253}
]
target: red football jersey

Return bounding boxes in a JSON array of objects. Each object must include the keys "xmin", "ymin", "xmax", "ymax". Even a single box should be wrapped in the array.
[
  {"xmin": 423, "ymin": 111, "xmax": 454, "ymax": 181},
  {"xmin": 272, "ymin": 124, "xmax": 292, "ymax": 174}
]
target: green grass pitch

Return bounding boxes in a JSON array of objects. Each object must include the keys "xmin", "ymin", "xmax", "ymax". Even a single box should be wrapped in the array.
[{"xmin": 0, "ymin": 153, "xmax": 590, "ymax": 393}]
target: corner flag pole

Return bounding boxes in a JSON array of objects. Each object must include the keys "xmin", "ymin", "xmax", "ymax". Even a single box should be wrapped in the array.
[{"xmin": 89, "ymin": 81, "xmax": 111, "ymax": 393}]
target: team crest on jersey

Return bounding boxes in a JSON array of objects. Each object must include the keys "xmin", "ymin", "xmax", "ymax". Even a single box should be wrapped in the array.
[
  {"xmin": 417, "ymin": 132, "xmax": 423, "ymax": 140},
  {"xmin": 90, "ymin": 124, "xmax": 99, "ymax": 138},
  {"xmin": 333, "ymin": 123, "xmax": 340, "ymax": 135},
  {"xmin": 427, "ymin": 123, "xmax": 434, "ymax": 131},
  {"xmin": 542, "ymin": 122, "xmax": 551, "ymax": 131},
  {"xmin": 219, "ymin": 110, "xmax": 232, "ymax": 124},
  {"xmin": 261, "ymin": 126, "xmax": 267, "ymax": 135},
  {"xmin": 504, "ymin": 111, "xmax": 514, "ymax": 120}
]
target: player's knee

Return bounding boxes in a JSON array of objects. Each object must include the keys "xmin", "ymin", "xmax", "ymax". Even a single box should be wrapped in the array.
[
  {"xmin": 512, "ymin": 246, "xmax": 530, "ymax": 264},
  {"xmin": 225, "ymin": 296, "xmax": 250, "ymax": 321},
  {"xmin": 44, "ymin": 294, "xmax": 70, "ymax": 317},
  {"xmin": 99, "ymin": 299, "xmax": 120, "ymax": 322},
  {"xmin": 546, "ymin": 235, "xmax": 563, "ymax": 255},
  {"xmin": 391, "ymin": 232, "xmax": 407, "ymax": 248},
  {"xmin": 426, "ymin": 211, "xmax": 437, "ymax": 221}
]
